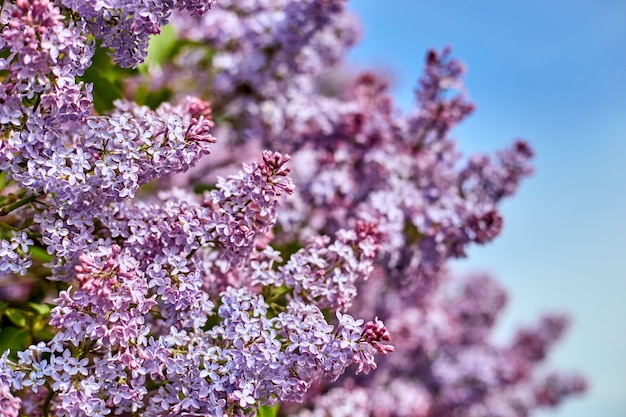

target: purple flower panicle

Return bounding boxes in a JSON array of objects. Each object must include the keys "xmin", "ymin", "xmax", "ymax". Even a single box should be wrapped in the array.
[{"xmin": 0, "ymin": 1, "xmax": 586, "ymax": 417}]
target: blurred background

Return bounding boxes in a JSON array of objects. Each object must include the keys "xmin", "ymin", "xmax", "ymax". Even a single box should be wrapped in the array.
[{"xmin": 346, "ymin": 1, "xmax": 626, "ymax": 416}]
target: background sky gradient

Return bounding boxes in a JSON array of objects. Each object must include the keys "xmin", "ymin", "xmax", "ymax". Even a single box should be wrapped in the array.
[{"xmin": 345, "ymin": 1, "xmax": 626, "ymax": 416}]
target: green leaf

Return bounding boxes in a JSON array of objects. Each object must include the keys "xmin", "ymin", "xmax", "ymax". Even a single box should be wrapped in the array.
[
  {"xmin": 5, "ymin": 308, "xmax": 27, "ymax": 327},
  {"xmin": 321, "ymin": 307, "xmax": 332, "ymax": 323},
  {"xmin": 193, "ymin": 183, "xmax": 217, "ymax": 195},
  {"xmin": 29, "ymin": 245, "xmax": 52, "ymax": 262},
  {"xmin": 0, "ymin": 301, "xmax": 7, "ymax": 321},
  {"xmin": 83, "ymin": 66, "xmax": 124, "ymax": 113},
  {"xmin": 141, "ymin": 88, "xmax": 173, "ymax": 111},
  {"xmin": 32, "ymin": 329, "xmax": 56, "ymax": 343},
  {"xmin": 258, "ymin": 404, "xmax": 279, "ymax": 417},
  {"xmin": 80, "ymin": 43, "xmax": 135, "ymax": 113},
  {"xmin": 0, "ymin": 327, "xmax": 30, "ymax": 358},
  {"xmin": 138, "ymin": 23, "xmax": 178, "ymax": 73},
  {"xmin": 28, "ymin": 302, "xmax": 51, "ymax": 317}
]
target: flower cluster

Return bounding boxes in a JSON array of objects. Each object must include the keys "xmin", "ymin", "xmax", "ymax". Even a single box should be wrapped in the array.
[
  {"xmin": 57, "ymin": 0, "xmax": 217, "ymax": 67},
  {"xmin": 2, "ymin": 118, "xmax": 390, "ymax": 416},
  {"xmin": 0, "ymin": 357, "xmax": 21, "ymax": 417},
  {"xmin": 0, "ymin": 0, "xmax": 586, "ymax": 416},
  {"xmin": 1, "ymin": 235, "xmax": 388, "ymax": 416},
  {"xmin": 10, "ymin": 96, "xmax": 216, "ymax": 278},
  {"xmin": 288, "ymin": 274, "xmax": 586, "ymax": 417},
  {"xmin": 0, "ymin": 0, "xmax": 217, "ymax": 273},
  {"xmin": 0, "ymin": 0, "xmax": 93, "ymax": 132},
  {"xmin": 149, "ymin": 17, "xmax": 535, "ymax": 295},
  {"xmin": 251, "ymin": 221, "xmax": 380, "ymax": 311},
  {"xmin": 272, "ymin": 55, "xmax": 535, "ymax": 299},
  {"xmin": 140, "ymin": 0, "xmax": 360, "ymax": 148},
  {"xmin": 0, "ymin": 231, "xmax": 33, "ymax": 278}
]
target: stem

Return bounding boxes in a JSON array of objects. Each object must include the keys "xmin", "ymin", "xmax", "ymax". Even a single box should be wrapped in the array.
[
  {"xmin": 0, "ymin": 193, "xmax": 41, "ymax": 216},
  {"xmin": 0, "ymin": 221, "xmax": 19, "ymax": 232},
  {"xmin": 0, "ymin": 222, "xmax": 43, "ymax": 243},
  {"xmin": 146, "ymin": 378, "xmax": 167, "ymax": 392},
  {"xmin": 42, "ymin": 382, "xmax": 54, "ymax": 417},
  {"xmin": 79, "ymin": 339, "xmax": 97, "ymax": 360},
  {"xmin": 267, "ymin": 286, "xmax": 291, "ymax": 304},
  {"xmin": 32, "ymin": 93, "xmax": 42, "ymax": 113}
]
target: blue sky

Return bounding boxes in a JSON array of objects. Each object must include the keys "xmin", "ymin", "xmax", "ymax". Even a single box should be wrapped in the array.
[{"xmin": 346, "ymin": 1, "xmax": 626, "ymax": 416}]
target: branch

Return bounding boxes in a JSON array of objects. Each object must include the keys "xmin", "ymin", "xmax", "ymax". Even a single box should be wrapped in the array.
[{"xmin": 0, "ymin": 193, "xmax": 42, "ymax": 217}]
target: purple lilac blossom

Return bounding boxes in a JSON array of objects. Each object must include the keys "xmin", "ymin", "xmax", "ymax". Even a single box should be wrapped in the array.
[
  {"xmin": 56, "ymin": 0, "xmax": 217, "ymax": 67},
  {"xmin": 136, "ymin": 0, "xmax": 360, "ymax": 149},
  {"xmin": 0, "ymin": 0, "xmax": 94, "ymax": 173},
  {"xmin": 127, "ymin": 7, "xmax": 585, "ymax": 416},
  {"xmin": 2, "ymin": 242, "xmax": 390, "ymax": 416},
  {"xmin": 0, "ymin": 231, "xmax": 34, "ymax": 278},
  {"xmin": 250, "ymin": 221, "xmax": 380, "ymax": 311},
  {"xmin": 0, "ymin": 0, "xmax": 217, "ymax": 277},
  {"xmin": 17, "ymin": 97, "xmax": 215, "ymax": 205},
  {"xmin": 1, "ymin": 151, "xmax": 391, "ymax": 416},
  {"xmin": 0, "ymin": 0, "xmax": 587, "ymax": 416},
  {"xmin": 143, "ymin": 19, "xmax": 535, "ymax": 294},
  {"xmin": 0, "ymin": 355, "xmax": 21, "ymax": 417},
  {"xmin": 7, "ymin": 96, "xmax": 215, "ymax": 278},
  {"xmin": 288, "ymin": 274, "xmax": 586, "ymax": 417},
  {"xmin": 0, "ymin": 0, "xmax": 94, "ymax": 129},
  {"xmin": 265, "ymin": 65, "xmax": 533, "ymax": 299}
]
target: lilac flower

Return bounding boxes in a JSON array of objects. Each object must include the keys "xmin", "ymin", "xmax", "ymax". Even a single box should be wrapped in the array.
[
  {"xmin": 7, "ymin": 96, "xmax": 217, "ymax": 276},
  {"xmin": 251, "ymin": 221, "xmax": 380, "ymax": 310},
  {"xmin": 295, "ymin": 273, "xmax": 585, "ymax": 417},
  {"xmin": 137, "ymin": 0, "xmax": 359, "ymax": 149},
  {"xmin": 532, "ymin": 372, "xmax": 587, "ymax": 408},
  {"xmin": 0, "ymin": 378, "xmax": 21, "ymax": 417},
  {"xmin": 0, "ymin": 352, "xmax": 22, "ymax": 417},
  {"xmin": 0, "ymin": 1, "xmax": 586, "ymax": 416},
  {"xmin": 0, "ymin": 231, "xmax": 33, "ymax": 277},
  {"xmin": 57, "ymin": 0, "xmax": 217, "ymax": 67},
  {"xmin": 1, "ymin": 142, "xmax": 390, "ymax": 416},
  {"xmin": 0, "ymin": 0, "xmax": 94, "ymax": 135}
]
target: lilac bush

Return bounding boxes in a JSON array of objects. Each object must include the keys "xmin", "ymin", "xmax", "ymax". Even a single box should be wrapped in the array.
[{"xmin": 0, "ymin": 0, "xmax": 585, "ymax": 416}]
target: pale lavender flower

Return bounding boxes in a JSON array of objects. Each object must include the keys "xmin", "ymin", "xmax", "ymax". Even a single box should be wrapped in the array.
[
  {"xmin": 0, "ymin": 231, "xmax": 33, "ymax": 277},
  {"xmin": 57, "ymin": 0, "xmax": 217, "ymax": 67},
  {"xmin": 252, "ymin": 221, "xmax": 380, "ymax": 310},
  {"xmin": 0, "ymin": 2, "xmax": 586, "ymax": 416}
]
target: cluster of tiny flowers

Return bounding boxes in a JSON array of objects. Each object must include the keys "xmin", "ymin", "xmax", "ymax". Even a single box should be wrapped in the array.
[
  {"xmin": 17, "ymin": 97, "xmax": 214, "ymax": 205},
  {"xmin": 250, "ymin": 221, "xmax": 380, "ymax": 311},
  {"xmin": 0, "ymin": 0, "xmax": 94, "ymax": 175},
  {"xmin": 0, "ymin": 354, "xmax": 21, "ymax": 417},
  {"xmin": 151, "ymin": 21, "xmax": 535, "ymax": 294},
  {"xmin": 0, "ymin": 0, "xmax": 93, "ymax": 129},
  {"xmin": 292, "ymin": 273, "xmax": 586, "ymax": 417},
  {"xmin": 0, "ymin": 1, "xmax": 587, "ymax": 417},
  {"xmin": 0, "ymin": 144, "xmax": 392, "ymax": 416},
  {"xmin": 1, "ymin": 242, "xmax": 390, "ymax": 416},
  {"xmin": 0, "ymin": 231, "xmax": 33, "ymax": 277},
  {"xmin": 13, "ymin": 96, "xmax": 216, "ymax": 272},
  {"xmin": 265, "ymin": 57, "xmax": 534, "ymax": 296},
  {"xmin": 201, "ymin": 151, "xmax": 295, "ymax": 273},
  {"xmin": 0, "ymin": 1, "xmax": 398, "ymax": 415},
  {"xmin": 294, "ymin": 378, "xmax": 432, "ymax": 417},
  {"xmin": 0, "ymin": 0, "xmax": 218, "ymax": 275},
  {"xmin": 57, "ymin": 0, "xmax": 217, "ymax": 67},
  {"xmin": 138, "ymin": 0, "xmax": 359, "ymax": 148},
  {"xmin": 126, "ymin": 8, "xmax": 584, "ymax": 417}
]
